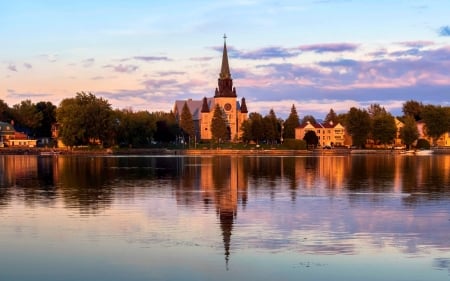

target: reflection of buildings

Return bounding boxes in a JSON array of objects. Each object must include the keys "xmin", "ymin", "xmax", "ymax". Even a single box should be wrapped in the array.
[{"xmin": 199, "ymin": 156, "xmax": 247, "ymax": 269}]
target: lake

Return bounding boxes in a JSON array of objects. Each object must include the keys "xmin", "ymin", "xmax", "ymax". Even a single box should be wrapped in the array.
[{"xmin": 0, "ymin": 154, "xmax": 449, "ymax": 281}]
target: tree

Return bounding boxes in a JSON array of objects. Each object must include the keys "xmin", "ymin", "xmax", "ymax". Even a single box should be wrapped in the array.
[
  {"xmin": 114, "ymin": 109, "xmax": 157, "ymax": 147},
  {"xmin": 400, "ymin": 115, "xmax": 419, "ymax": 149},
  {"xmin": 372, "ymin": 112, "xmax": 397, "ymax": 146},
  {"xmin": 367, "ymin": 103, "xmax": 386, "ymax": 118},
  {"xmin": 179, "ymin": 102, "xmax": 195, "ymax": 143},
  {"xmin": 346, "ymin": 107, "xmax": 371, "ymax": 148},
  {"xmin": 263, "ymin": 109, "xmax": 279, "ymax": 144},
  {"xmin": 324, "ymin": 108, "xmax": 338, "ymax": 125},
  {"xmin": 0, "ymin": 99, "xmax": 12, "ymax": 122},
  {"xmin": 283, "ymin": 104, "xmax": 300, "ymax": 139},
  {"xmin": 301, "ymin": 115, "xmax": 317, "ymax": 126},
  {"xmin": 421, "ymin": 104, "xmax": 450, "ymax": 145},
  {"xmin": 11, "ymin": 99, "xmax": 43, "ymax": 136},
  {"xmin": 402, "ymin": 100, "xmax": 423, "ymax": 121},
  {"xmin": 154, "ymin": 111, "xmax": 179, "ymax": 143},
  {"xmin": 303, "ymin": 130, "xmax": 318, "ymax": 148},
  {"xmin": 210, "ymin": 104, "xmax": 228, "ymax": 143},
  {"xmin": 35, "ymin": 101, "xmax": 56, "ymax": 138},
  {"xmin": 249, "ymin": 112, "xmax": 264, "ymax": 143},
  {"xmin": 56, "ymin": 92, "xmax": 113, "ymax": 146},
  {"xmin": 240, "ymin": 119, "xmax": 253, "ymax": 143}
]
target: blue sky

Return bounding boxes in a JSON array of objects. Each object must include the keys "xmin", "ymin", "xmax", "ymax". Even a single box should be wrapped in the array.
[{"xmin": 1, "ymin": 0, "xmax": 450, "ymax": 118}]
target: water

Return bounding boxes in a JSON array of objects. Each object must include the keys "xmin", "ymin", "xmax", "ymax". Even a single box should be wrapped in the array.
[{"xmin": 0, "ymin": 154, "xmax": 449, "ymax": 281}]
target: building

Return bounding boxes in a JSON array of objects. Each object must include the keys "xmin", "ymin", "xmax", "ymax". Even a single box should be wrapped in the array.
[
  {"xmin": 295, "ymin": 121, "xmax": 348, "ymax": 147},
  {"xmin": 0, "ymin": 121, "xmax": 37, "ymax": 147},
  {"xmin": 174, "ymin": 36, "xmax": 248, "ymax": 142},
  {"xmin": 0, "ymin": 121, "xmax": 15, "ymax": 147}
]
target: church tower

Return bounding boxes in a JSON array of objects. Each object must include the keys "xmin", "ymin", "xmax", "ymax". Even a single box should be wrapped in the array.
[{"xmin": 200, "ymin": 35, "xmax": 247, "ymax": 141}]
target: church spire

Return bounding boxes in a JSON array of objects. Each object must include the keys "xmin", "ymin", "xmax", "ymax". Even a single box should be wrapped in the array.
[
  {"xmin": 216, "ymin": 34, "xmax": 236, "ymax": 98},
  {"xmin": 220, "ymin": 34, "xmax": 231, "ymax": 79}
]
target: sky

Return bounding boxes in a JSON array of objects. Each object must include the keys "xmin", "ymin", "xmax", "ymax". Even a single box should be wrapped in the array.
[{"xmin": 1, "ymin": 0, "xmax": 450, "ymax": 119}]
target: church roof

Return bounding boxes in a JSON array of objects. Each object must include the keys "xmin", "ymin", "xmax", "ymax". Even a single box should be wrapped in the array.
[{"xmin": 174, "ymin": 99, "xmax": 205, "ymax": 120}]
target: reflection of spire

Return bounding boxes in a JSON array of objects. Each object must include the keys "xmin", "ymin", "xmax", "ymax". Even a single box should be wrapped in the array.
[{"xmin": 219, "ymin": 209, "xmax": 235, "ymax": 270}]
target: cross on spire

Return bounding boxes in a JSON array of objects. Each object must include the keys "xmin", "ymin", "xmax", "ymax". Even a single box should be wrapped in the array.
[{"xmin": 223, "ymin": 33, "xmax": 227, "ymax": 43}]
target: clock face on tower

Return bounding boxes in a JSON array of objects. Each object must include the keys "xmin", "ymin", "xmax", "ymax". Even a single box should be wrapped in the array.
[{"xmin": 224, "ymin": 103, "xmax": 232, "ymax": 111}]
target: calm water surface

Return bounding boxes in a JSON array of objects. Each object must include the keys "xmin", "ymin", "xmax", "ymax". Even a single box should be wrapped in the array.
[{"xmin": 0, "ymin": 154, "xmax": 449, "ymax": 281}]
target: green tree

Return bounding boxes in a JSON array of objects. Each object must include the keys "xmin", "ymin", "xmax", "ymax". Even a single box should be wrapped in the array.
[
  {"xmin": 402, "ymin": 100, "xmax": 423, "ymax": 121},
  {"xmin": 0, "ymin": 99, "xmax": 12, "ymax": 122},
  {"xmin": 179, "ymin": 102, "xmax": 195, "ymax": 143},
  {"xmin": 35, "ymin": 101, "xmax": 56, "ymax": 138},
  {"xmin": 210, "ymin": 104, "xmax": 228, "ymax": 143},
  {"xmin": 56, "ymin": 92, "xmax": 113, "ymax": 147},
  {"xmin": 283, "ymin": 104, "xmax": 300, "ymax": 139},
  {"xmin": 263, "ymin": 109, "xmax": 279, "ymax": 144},
  {"xmin": 421, "ymin": 104, "xmax": 450, "ymax": 145},
  {"xmin": 154, "ymin": 111, "xmax": 179, "ymax": 143},
  {"xmin": 11, "ymin": 100, "xmax": 43, "ymax": 136},
  {"xmin": 367, "ymin": 103, "xmax": 386, "ymax": 118},
  {"xmin": 249, "ymin": 112, "xmax": 264, "ymax": 143},
  {"xmin": 372, "ymin": 112, "xmax": 397, "ymax": 146},
  {"xmin": 346, "ymin": 107, "xmax": 371, "ymax": 148},
  {"xmin": 303, "ymin": 130, "xmax": 318, "ymax": 148},
  {"xmin": 240, "ymin": 119, "xmax": 253, "ymax": 143},
  {"xmin": 324, "ymin": 108, "xmax": 338, "ymax": 125},
  {"xmin": 400, "ymin": 115, "xmax": 419, "ymax": 149},
  {"xmin": 114, "ymin": 109, "xmax": 157, "ymax": 147}
]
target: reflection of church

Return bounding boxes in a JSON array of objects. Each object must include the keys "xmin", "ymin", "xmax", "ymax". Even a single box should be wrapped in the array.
[
  {"xmin": 174, "ymin": 36, "xmax": 248, "ymax": 141},
  {"xmin": 198, "ymin": 156, "xmax": 248, "ymax": 269}
]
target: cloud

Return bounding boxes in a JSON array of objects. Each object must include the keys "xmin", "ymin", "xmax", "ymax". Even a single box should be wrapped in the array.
[
  {"xmin": 7, "ymin": 64, "xmax": 17, "ymax": 72},
  {"xmin": 190, "ymin": 56, "xmax": 214, "ymax": 61},
  {"xmin": 133, "ymin": 56, "xmax": 170, "ymax": 62},
  {"xmin": 397, "ymin": 41, "xmax": 434, "ymax": 48},
  {"xmin": 298, "ymin": 43, "xmax": 359, "ymax": 53},
  {"xmin": 157, "ymin": 71, "xmax": 185, "ymax": 76},
  {"xmin": 23, "ymin": 63, "xmax": 32, "ymax": 69},
  {"xmin": 82, "ymin": 58, "xmax": 95, "ymax": 67},
  {"xmin": 103, "ymin": 64, "xmax": 139, "ymax": 73},
  {"xmin": 213, "ymin": 45, "xmax": 300, "ymax": 60},
  {"xmin": 438, "ymin": 25, "xmax": 450, "ymax": 36}
]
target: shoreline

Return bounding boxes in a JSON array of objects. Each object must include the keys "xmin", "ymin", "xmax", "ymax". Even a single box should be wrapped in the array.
[{"xmin": 2, "ymin": 147, "xmax": 449, "ymax": 156}]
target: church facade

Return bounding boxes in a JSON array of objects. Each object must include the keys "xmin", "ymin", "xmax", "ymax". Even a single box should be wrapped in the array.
[{"xmin": 174, "ymin": 37, "xmax": 248, "ymax": 142}]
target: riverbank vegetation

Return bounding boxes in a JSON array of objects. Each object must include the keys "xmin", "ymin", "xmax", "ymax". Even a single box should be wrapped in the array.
[{"xmin": 1, "ymin": 93, "xmax": 449, "ymax": 149}]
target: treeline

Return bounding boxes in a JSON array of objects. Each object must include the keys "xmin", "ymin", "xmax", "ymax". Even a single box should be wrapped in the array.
[{"xmin": 1, "ymin": 93, "xmax": 449, "ymax": 148}]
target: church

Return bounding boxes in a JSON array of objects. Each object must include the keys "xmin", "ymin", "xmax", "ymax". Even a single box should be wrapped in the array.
[{"xmin": 173, "ymin": 36, "xmax": 248, "ymax": 142}]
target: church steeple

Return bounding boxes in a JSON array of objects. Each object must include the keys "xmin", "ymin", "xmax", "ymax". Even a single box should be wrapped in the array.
[
  {"xmin": 215, "ymin": 34, "xmax": 236, "ymax": 98},
  {"xmin": 220, "ymin": 34, "xmax": 231, "ymax": 79}
]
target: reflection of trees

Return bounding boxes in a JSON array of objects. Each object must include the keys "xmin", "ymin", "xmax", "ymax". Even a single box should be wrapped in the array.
[
  {"xmin": 0, "ymin": 156, "xmax": 57, "ymax": 207},
  {"xmin": 173, "ymin": 156, "xmax": 248, "ymax": 270},
  {"xmin": 58, "ymin": 157, "xmax": 114, "ymax": 214}
]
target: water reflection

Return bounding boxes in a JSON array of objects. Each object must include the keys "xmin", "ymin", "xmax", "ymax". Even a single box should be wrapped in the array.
[{"xmin": 0, "ymin": 154, "xmax": 450, "ymax": 280}]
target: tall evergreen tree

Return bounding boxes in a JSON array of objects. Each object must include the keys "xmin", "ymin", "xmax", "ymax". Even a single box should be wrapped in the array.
[
  {"xmin": 249, "ymin": 112, "xmax": 264, "ymax": 143},
  {"xmin": 263, "ymin": 109, "xmax": 279, "ymax": 144},
  {"xmin": 324, "ymin": 108, "xmax": 338, "ymax": 125},
  {"xmin": 179, "ymin": 102, "xmax": 195, "ymax": 143},
  {"xmin": 283, "ymin": 104, "xmax": 300, "ymax": 139},
  {"xmin": 210, "ymin": 104, "xmax": 228, "ymax": 143},
  {"xmin": 400, "ymin": 115, "xmax": 419, "ymax": 149}
]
